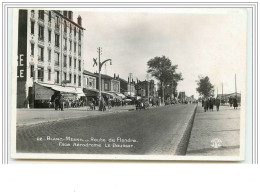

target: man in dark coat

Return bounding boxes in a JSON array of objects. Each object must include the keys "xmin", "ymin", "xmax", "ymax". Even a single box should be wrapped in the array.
[
  {"xmin": 233, "ymin": 97, "xmax": 238, "ymax": 109},
  {"xmin": 216, "ymin": 98, "xmax": 220, "ymax": 111},
  {"xmin": 209, "ymin": 98, "xmax": 214, "ymax": 112},
  {"xmin": 204, "ymin": 98, "xmax": 208, "ymax": 112},
  {"xmin": 59, "ymin": 95, "xmax": 64, "ymax": 111}
]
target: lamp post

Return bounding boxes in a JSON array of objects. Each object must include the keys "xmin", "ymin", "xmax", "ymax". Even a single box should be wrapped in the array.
[{"xmin": 94, "ymin": 47, "xmax": 112, "ymax": 110}]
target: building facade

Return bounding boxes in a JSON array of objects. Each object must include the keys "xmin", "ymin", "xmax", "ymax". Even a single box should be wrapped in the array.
[
  {"xmin": 17, "ymin": 9, "xmax": 85, "ymax": 108},
  {"xmin": 95, "ymin": 73, "xmax": 121, "ymax": 93}
]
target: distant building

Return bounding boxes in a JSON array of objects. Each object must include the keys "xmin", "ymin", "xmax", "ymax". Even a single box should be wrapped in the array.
[
  {"xmin": 95, "ymin": 73, "xmax": 120, "ymax": 93},
  {"xmin": 136, "ymin": 80, "xmax": 155, "ymax": 98},
  {"xmin": 216, "ymin": 93, "xmax": 241, "ymax": 103},
  {"xmin": 17, "ymin": 9, "xmax": 85, "ymax": 108}
]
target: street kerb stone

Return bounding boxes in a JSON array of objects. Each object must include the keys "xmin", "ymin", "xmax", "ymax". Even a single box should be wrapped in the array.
[{"xmin": 174, "ymin": 104, "xmax": 197, "ymax": 155}]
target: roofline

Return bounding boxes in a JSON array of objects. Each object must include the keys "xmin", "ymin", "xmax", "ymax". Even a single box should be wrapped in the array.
[{"xmin": 53, "ymin": 10, "xmax": 85, "ymax": 30}]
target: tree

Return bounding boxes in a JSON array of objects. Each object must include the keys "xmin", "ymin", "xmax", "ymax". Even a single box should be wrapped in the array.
[
  {"xmin": 147, "ymin": 56, "xmax": 183, "ymax": 102},
  {"xmin": 196, "ymin": 76, "xmax": 214, "ymax": 98}
]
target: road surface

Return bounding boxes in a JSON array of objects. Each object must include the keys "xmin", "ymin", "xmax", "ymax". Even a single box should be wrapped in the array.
[{"xmin": 16, "ymin": 104, "xmax": 196, "ymax": 155}]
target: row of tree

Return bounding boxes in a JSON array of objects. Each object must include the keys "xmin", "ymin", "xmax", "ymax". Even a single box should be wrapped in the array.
[{"xmin": 146, "ymin": 56, "xmax": 215, "ymax": 101}]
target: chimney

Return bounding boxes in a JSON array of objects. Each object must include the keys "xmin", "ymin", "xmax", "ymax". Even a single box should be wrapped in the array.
[
  {"xmin": 118, "ymin": 74, "xmax": 119, "ymax": 79},
  {"xmin": 128, "ymin": 77, "xmax": 129, "ymax": 83},
  {"xmin": 77, "ymin": 15, "xmax": 82, "ymax": 26},
  {"xmin": 114, "ymin": 73, "xmax": 116, "ymax": 79},
  {"xmin": 132, "ymin": 78, "xmax": 134, "ymax": 83}
]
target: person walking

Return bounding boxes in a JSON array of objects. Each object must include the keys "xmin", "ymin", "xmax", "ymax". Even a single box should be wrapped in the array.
[
  {"xmin": 216, "ymin": 98, "xmax": 220, "ymax": 111},
  {"xmin": 204, "ymin": 98, "xmax": 208, "ymax": 112},
  {"xmin": 209, "ymin": 97, "xmax": 214, "ymax": 112},
  {"xmin": 59, "ymin": 94, "xmax": 64, "ymax": 111},
  {"xmin": 233, "ymin": 97, "xmax": 238, "ymax": 109}
]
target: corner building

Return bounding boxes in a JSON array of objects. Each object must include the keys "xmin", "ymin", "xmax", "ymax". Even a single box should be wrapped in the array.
[{"xmin": 17, "ymin": 9, "xmax": 85, "ymax": 108}]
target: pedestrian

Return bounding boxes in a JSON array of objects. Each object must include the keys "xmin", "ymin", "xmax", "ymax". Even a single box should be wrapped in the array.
[
  {"xmin": 209, "ymin": 97, "xmax": 214, "ymax": 112},
  {"xmin": 202, "ymin": 99, "xmax": 204, "ymax": 107},
  {"xmin": 92, "ymin": 98, "xmax": 96, "ymax": 110},
  {"xmin": 233, "ymin": 97, "xmax": 238, "ymax": 109},
  {"xmin": 59, "ymin": 94, "xmax": 64, "ymax": 111},
  {"xmin": 204, "ymin": 98, "xmax": 209, "ymax": 112},
  {"xmin": 216, "ymin": 98, "xmax": 220, "ymax": 111}
]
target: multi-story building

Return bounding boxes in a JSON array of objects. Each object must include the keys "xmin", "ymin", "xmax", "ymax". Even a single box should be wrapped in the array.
[
  {"xmin": 136, "ymin": 79, "xmax": 155, "ymax": 98},
  {"xmin": 17, "ymin": 9, "xmax": 85, "ymax": 108},
  {"xmin": 95, "ymin": 73, "xmax": 120, "ymax": 93}
]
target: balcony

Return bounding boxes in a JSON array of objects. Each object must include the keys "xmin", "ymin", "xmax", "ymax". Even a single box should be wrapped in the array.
[
  {"xmin": 55, "ymin": 60, "xmax": 59, "ymax": 66},
  {"xmin": 38, "ymin": 56, "xmax": 44, "ymax": 62}
]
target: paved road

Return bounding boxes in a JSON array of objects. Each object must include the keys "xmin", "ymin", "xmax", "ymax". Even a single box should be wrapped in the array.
[{"xmin": 16, "ymin": 104, "xmax": 196, "ymax": 155}]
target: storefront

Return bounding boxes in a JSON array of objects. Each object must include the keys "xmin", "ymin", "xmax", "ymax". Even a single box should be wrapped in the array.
[{"xmin": 33, "ymin": 82, "xmax": 85, "ymax": 108}]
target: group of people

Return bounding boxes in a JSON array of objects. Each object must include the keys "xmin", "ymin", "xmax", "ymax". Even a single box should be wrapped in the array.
[
  {"xmin": 202, "ymin": 97, "xmax": 220, "ymax": 112},
  {"xmin": 50, "ymin": 92, "xmax": 85, "ymax": 111},
  {"xmin": 202, "ymin": 96, "xmax": 239, "ymax": 112}
]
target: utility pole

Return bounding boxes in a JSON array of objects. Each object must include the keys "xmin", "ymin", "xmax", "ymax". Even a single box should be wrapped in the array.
[
  {"xmin": 235, "ymin": 74, "xmax": 237, "ymax": 98},
  {"xmin": 129, "ymin": 73, "xmax": 133, "ymax": 97},
  {"xmin": 222, "ymin": 83, "xmax": 224, "ymax": 104},
  {"xmin": 146, "ymin": 74, "xmax": 150, "ymax": 103},
  {"xmin": 96, "ymin": 47, "xmax": 112, "ymax": 109}
]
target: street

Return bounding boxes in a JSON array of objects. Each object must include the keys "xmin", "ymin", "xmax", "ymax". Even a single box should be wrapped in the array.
[{"xmin": 16, "ymin": 104, "xmax": 197, "ymax": 155}]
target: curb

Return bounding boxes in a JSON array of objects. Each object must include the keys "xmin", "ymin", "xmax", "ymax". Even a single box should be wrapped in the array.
[{"xmin": 174, "ymin": 104, "xmax": 198, "ymax": 155}]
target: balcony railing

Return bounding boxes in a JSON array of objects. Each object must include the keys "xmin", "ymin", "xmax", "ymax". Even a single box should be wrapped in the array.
[
  {"xmin": 55, "ymin": 61, "xmax": 59, "ymax": 66},
  {"xmin": 38, "ymin": 36, "xmax": 44, "ymax": 41},
  {"xmin": 38, "ymin": 56, "xmax": 44, "ymax": 62},
  {"xmin": 55, "ymin": 23, "xmax": 60, "ymax": 29}
]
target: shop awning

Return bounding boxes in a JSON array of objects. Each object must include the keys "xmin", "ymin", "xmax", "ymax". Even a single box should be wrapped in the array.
[
  {"xmin": 37, "ymin": 83, "xmax": 84, "ymax": 95},
  {"xmin": 83, "ymin": 88, "xmax": 99, "ymax": 97},
  {"xmin": 115, "ymin": 92, "xmax": 126, "ymax": 99},
  {"xmin": 35, "ymin": 83, "xmax": 54, "ymax": 100}
]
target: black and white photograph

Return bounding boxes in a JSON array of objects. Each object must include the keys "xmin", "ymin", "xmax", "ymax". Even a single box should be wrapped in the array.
[{"xmin": 11, "ymin": 7, "xmax": 247, "ymax": 161}]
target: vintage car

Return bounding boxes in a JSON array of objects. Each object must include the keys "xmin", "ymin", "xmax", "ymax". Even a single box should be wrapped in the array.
[{"xmin": 135, "ymin": 99, "xmax": 149, "ymax": 110}]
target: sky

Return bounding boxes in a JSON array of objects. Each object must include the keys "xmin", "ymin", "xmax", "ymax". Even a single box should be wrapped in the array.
[{"xmin": 74, "ymin": 8, "xmax": 247, "ymax": 98}]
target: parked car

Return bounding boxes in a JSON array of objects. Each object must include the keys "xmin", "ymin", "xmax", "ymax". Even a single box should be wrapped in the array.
[{"xmin": 136, "ymin": 99, "xmax": 149, "ymax": 110}]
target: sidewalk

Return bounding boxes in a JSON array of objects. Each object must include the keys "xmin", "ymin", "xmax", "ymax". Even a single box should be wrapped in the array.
[
  {"xmin": 186, "ymin": 104, "xmax": 241, "ymax": 156},
  {"xmin": 16, "ymin": 105, "xmax": 135, "ymax": 127}
]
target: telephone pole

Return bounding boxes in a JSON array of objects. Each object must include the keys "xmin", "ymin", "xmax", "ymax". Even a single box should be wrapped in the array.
[
  {"xmin": 96, "ymin": 47, "xmax": 112, "ymax": 109},
  {"xmin": 129, "ymin": 73, "xmax": 133, "ymax": 97},
  {"xmin": 235, "ymin": 74, "xmax": 237, "ymax": 98}
]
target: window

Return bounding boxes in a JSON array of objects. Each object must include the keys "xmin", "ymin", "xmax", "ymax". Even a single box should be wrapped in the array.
[
  {"xmin": 68, "ymin": 11, "xmax": 72, "ymax": 20},
  {"xmin": 64, "ymin": 21, "xmax": 67, "ymax": 33},
  {"xmin": 64, "ymin": 72, "xmax": 67, "ymax": 81},
  {"xmin": 31, "ymin": 43, "xmax": 34, "ymax": 56},
  {"xmin": 55, "ymin": 71, "xmax": 59, "ymax": 83},
  {"xmin": 38, "ymin": 47, "xmax": 44, "ymax": 61},
  {"xmin": 69, "ymin": 40, "xmax": 72, "ymax": 50},
  {"xmin": 69, "ymin": 73, "xmax": 72, "ymax": 83},
  {"xmin": 48, "ymin": 49, "xmax": 51, "ymax": 62},
  {"xmin": 78, "ymin": 76, "xmax": 81, "ymax": 86},
  {"xmin": 78, "ymin": 30, "xmax": 81, "ymax": 41},
  {"xmin": 74, "ymin": 59, "xmax": 76, "ymax": 69},
  {"xmin": 64, "ymin": 38, "xmax": 67, "ymax": 50},
  {"xmin": 38, "ymin": 25, "xmax": 44, "ymax": 41},
  {"xmin": 48, "ymin": 11, "xmax": 51, "ymax": 22},
  {"xmin": 37, "ymin": 67, "xmax": 44, "ymax": 81},
  {"xmin": 104, "ymin": 83, "xmax": 108, "ymax": 91},
  {"xmin": 54, "ymin": 52, "xmax": 59, "ymax": 65},
  {"xmin": 38, "ymin": 10, "xmax": 44, "ymax": 20},
  {"xmin": 70, "ymin": 24, "xmax": 72, "ymax": 33},
  {"xmin": 63, "ymin": 55, "xmax": 67, "ymax": 67},
  {"xmin": 55, "ymin": 16, "xmax": 60, "ymax": 28},
  {"xmin": 31, "ymin": 21, "xmax": 35, "ymax": 34},
  {"xmin": 63, "ymin": 11, "xmax": 67, "ymax": 17},
  {"xmin": 55, "ymin": 34, "xmax": 60, "ymax": 47},
  {"xmin": 74, "ymin": 42, "xmax": 76, "ymax": 53},
  {"xmin": 69, "ymin": 57, "xmax": 72, "ymax": 67},
  {"xmin": 74, "ymin": 27, "xmax": 76, "ymax": 36},
  {"xmin": 48, "ymin": 30, "xmax": 51, "ymax": 42},
  {"xmin": 48, "ymin": 69, "xmax": 51, "ymax": 81},
  {"xmin": 30, "ymin": 65, "xmax": 34, "ymax": 78},
  {"xmin": 78, "ymin": 60, "xmax": 81, "ymax": 71},
  {"xmin": 78, "ymin": 45, "xmax": 81, "ymax": 56},
  {"xmin": 74, "ymin": 74, "xmax": 76, "ymax": 84}
]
